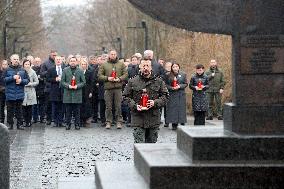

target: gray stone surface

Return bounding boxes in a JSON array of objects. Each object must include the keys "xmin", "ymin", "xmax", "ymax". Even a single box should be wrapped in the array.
[
  {"xmin": 224, "ymin": 103, "xmax": 284, "ymax": 134},
  {"xmin": 0, "ymin": 123, "xmax": 9, "ymax": 189},
  {"xmin": 133, "ymin": 143, "xmax": 284, "ymax": 189},
  {"xmin": 177, "ymin": 126, "xmax": 284, "ymax": 162},
  {"xmin": 58, "ymin": 176, "xmax": 95, "ymax": 189},
  {"xmin": 95, "ymin": 162, "xmax": 148, "ymax": 189}
]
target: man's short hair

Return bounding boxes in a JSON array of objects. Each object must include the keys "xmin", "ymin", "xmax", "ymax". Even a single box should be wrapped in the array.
[{"xmin": 196, "ymin": 64, "xmax": 205, "ymax": 69}]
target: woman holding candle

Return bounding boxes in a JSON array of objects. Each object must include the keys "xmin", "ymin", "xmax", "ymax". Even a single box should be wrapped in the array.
[
  {"xmin": 189, "ymin": 64, "xmax": 209, "ymax": 125},
  {"xmin": 165, "ymin": 62, "xmax": 188, "ymax": 130}
]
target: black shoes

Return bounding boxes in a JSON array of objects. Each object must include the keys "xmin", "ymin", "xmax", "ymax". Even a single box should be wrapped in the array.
[
  {"xmin": 164, "ymin": 123, "xmax": 169, "ymax": 127},
  {"xmin": 66, "ymin": 124, "xmax": 71, "ymax": 130},
  {"xmin": 46, "ymin": 120, "xmax": 51, "ymax": 125},
  {"xmin": 217, "ymin": 116, "xmax": 223, "ymax": 120},
  {"xmin": 17, "ymin": 125, "xmax": 25, "ymax": 130},
  {"xmin": 206, "ymin": 116, "xmax": 213, "ymax": 120},
  {"xmin": 75, "ymin": 125, "xmax": 80, "ymax": 130}
]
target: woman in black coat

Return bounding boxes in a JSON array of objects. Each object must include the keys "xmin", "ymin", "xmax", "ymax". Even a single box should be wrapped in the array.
[
  {"xmin": 80, "ymin": 60, "xmax": 93, "ymax": 127},
  {"xmin": 189, "ymin": 64, "xmax": 209, "ymax": 125},
  {"xmin": 0, "ymin": 60, "xmax": 8, "ymax": 123},
  {"xmin": 165, "ymin": 62, "xmax": 188, "ymax": 130}
]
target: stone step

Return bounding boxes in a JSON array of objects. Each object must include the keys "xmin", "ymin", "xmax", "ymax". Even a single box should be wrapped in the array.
[
  {"xmin": 95, "ymin": 162, "xmax": 148, "ymax": 189},
  {"xmin": 58, "ymin": 176, "xmax": 95, "ymax": 189},
  {"xmin": 134, "ymin": 143, "xmax": 284, "ymax": 189},
  {"xmin": 177, "ymin": 126, "xmax": 284, "ymax": 162}
]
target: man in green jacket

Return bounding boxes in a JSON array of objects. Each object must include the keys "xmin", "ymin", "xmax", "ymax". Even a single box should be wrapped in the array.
[
  {"xmin": 98, "ymin": 50, "xmax": 128, "ymax": 129},
  {"xmin": 205, "ymin": 59, "xmax": 226, "ymax": 120},
  {"xmin": 61, "ymin": 56, "xmax": 86, "ymax": 130},
  {"xmin": 123, "ymin": 59, "xmax": 169, "ymax": 143}
]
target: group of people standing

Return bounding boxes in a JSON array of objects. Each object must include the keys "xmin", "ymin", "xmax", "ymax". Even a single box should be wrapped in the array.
[{"xmin": 0, "ymin": 49, "xmax": 225, "ymax": 143}]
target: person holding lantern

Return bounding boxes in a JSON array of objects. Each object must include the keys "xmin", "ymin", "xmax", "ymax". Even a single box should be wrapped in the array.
[
  {"xmin": 98, "ymin": 50, "xmax": 128, "ymax": 129},
  {"xmin": 61, "ymin": 56, "xmax": 86, "ymax": 130},
  {"xmin": 165, "ymin": 62, "xmax": 188, "ymax": 130},
  {"xmin": 123, "ymin": 59, "xmax": 169, "ymax": 143},
  {"xmin": 189, "ymin": 64, "xmax": 209, "ymax": 125}
]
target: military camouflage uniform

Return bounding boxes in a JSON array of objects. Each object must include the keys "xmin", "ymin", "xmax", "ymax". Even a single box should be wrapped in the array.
[{"xmin": 123, "ymin": 74, "xmax": 169, "ymax": 143}]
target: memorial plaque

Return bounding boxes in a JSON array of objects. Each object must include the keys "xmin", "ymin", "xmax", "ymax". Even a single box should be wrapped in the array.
[{"xmin": 240, "ymin": 35, "xmax": 284, "ymax": 74}]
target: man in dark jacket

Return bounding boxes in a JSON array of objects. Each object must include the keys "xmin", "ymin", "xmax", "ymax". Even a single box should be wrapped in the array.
[
  {"xmin": 205, "ymin": 59, "xmax": 226, "ymax": 120},
  {"xmin": 4, "ymin": 54, "xmax": 29, "ymax": 130},
  {"xmin": 143, "ymin": 50, "xmax": 164, "ymax": 77},
  {"xmin": 123, "ymin": 59, "xmax": 169, "ymax": 143},
  {"xmin": 128, "ymin": 55, "xmax": 140, "ymax": 79},
  {"xmin": 32, "ymin": 57, "xmax": 45, "ymax": 123},
  {"xmin": 46, "ymin": 56, "xmax": 65, "ymax": 127},
  {"xmin": 40, "ymin": 50, "xmax": 57, "ymax": 125}
]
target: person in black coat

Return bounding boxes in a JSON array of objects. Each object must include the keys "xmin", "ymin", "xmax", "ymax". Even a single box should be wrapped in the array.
[
  {"xmin": 189, "ymin": 64, "xmax": 209, "ymax": 125},
  {"xmin": 40, "ymin": 50, "xmax": 57, "ymax": 125},
  {"xmin": 80, "ymin": 60, "xmax": 93, "ymax": 127},
  {"xmin": 0, "ymin": 60, "xmax": 8, "ymax": 123},
  {"xmin": 91, "ymin": 58, "xmax": 99, "ymax": 123},
  {"xmin": 32, "ymin": 57, "xmax": 45, "ymax": 123},
  {"xmin": 46, "ymin": 56, "xmax": 64, "ymax": 127}
]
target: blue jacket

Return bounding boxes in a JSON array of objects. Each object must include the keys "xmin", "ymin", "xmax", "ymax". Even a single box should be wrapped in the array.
[{"xmin": 4, "ymin": 65, "xmax": 29, "ymax": 101}]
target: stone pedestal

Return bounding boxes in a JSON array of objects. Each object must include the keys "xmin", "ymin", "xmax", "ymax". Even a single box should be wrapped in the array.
[{"xmin": 0, "ymin": 123, "xmax": 10, "ymax": 189}]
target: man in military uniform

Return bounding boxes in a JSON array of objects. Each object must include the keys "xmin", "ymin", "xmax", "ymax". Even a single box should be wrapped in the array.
[
  {"xmin": 123, "ymin": 59, "xmax": 169, "ymax": 143},
  {"xmin": 205, "ymin": 59, "xmax": 226, "ymax": 120}
]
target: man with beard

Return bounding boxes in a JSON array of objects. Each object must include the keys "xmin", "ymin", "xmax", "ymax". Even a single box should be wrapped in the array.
[
  {"xmin": 205, "ymin": 59, "xmax": 226, "ymax": 120},
  {"xmin": 98, "ymin": 50, "xmax": 128, "ymax": 129},
  {"xmin": 123, "ymin": 59, "xmax": 169, "ymax": 143},
  {"xmin": 4, "ymin": 54, "xmax": 29, "ymax": 130},
  {"xmin": 61, "ymin": 57, "xmax": 86, "ymax": 130}
]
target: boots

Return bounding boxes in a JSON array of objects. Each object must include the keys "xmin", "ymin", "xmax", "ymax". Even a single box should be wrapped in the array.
[{"xmin": 17, "ymin": 125, "xmax": 25, "ymax": 130}]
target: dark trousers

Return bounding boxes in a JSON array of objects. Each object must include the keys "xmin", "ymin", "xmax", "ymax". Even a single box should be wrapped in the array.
[
  {"xmin": 44, "ymin": 92, "xmax": 52, "ymax": 121},
  {"xmin": 0, "ymin": 93, "xmax": 5, "ymax": 123},
  {"xmin": 23, "ymin": 105, "xmax": 33, "ymax": 125},
  {"xmin": 194, "ymin": 111, "xmax": 206, "ymax": 125},
  {"xmin": 98, "ymin": 99, "xmax": 106, "ymax": 123},
  {"xmin": 92, "ymin": 93, "xmax": 99, "ymax": 120},
  {"xmin": 6, "ymin": 100, "xmax": 23, "ymax": 126},
  {"xmin": 32, "ymin": 97, "xmax": 45, "ymax": 121},
  {"xmin": 52, "ymin": 101, "xmax": 63, "ymax": 124},
  {"xmin": 65, "ymin": 103, "xmax": 80, "ymax": 126}
]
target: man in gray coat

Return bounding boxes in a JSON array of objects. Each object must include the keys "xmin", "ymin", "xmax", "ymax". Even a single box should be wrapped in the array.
[{"xmin": 123, "ymin": 59, "xmax": 169, "ymax": 143}]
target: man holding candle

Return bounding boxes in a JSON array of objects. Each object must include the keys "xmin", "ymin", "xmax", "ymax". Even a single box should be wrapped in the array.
[
  {"xmin": 189, "ymin": 64, "xmax": 209, "ymax": 125},
  {"xmin": 123, "ymin": 59, "xmax": 169, "ymax": 143},
  {"xmin": 98, "ymin": 50, "xmax": 128, "ymax": 129},
  {"xmin": 61, "ymin": 56, "xmax": 86, "ymax": 130}
]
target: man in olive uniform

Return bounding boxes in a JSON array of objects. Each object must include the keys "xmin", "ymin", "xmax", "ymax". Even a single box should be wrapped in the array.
[
  {"xmin": 123, "ymin": 59, "xmax": 169, "ymax": 143},
  {"xmin": 98, "ymin": 50, "xmax": 128, "ymax": 129},
  {"xmin": 205, "ymin": 59, "xmax": 226, "ymax": 120}
]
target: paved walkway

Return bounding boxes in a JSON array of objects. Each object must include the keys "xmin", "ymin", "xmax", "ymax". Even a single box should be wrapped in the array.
[{"xmin": 9, "ymin": 117, "xmax": 222, "ymax": 189}]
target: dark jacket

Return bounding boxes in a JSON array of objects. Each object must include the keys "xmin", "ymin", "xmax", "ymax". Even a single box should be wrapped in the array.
[
  {"xmin": 165, "ymin": 71, "xmax": 188, "ymax": 124},
  {"xmin": 81, "ymin": 69, "xmax": 93, "ymax": 119},
  {"xmin": 123, "ymin": 74, "xmax": 169, "ymax": 128},
  {"xmin": 61, "ymin": 66, "xmax": 86, "ymax": 104},
  {"xmin": 151, "ymin": 59, "xmax": 164, "ymax": 77},
  {"xmin": 92, "ymin": 64, "xmax": 99, "ymax": 94},
  {"xmin": 189, "ymin": 73, "xmax": 209, "ymax": 112},
  {"xmin": 128, "ymin": 64, "xmax": 139, "ymax": 79},
  {"xmin": 46, "ymin": 65, "xmax": 64, "ymax": 102},
  {"xmin": 205, "ymin": 67, "xmax": 226, "ymax": 93},
  {"xmin": 32, "ymin": 65, "xmax": 45, "ymax": 98},
  {"xmin": 40, "ymin": 57, "xmax": 55, "ymax": 93},
  {"xmin": 0, "ymin": 69, "xmax": 6, "ymax": 94},
  {"xmin": 4, "ymin": 65, "xmax": 29, "ymax": 101}
]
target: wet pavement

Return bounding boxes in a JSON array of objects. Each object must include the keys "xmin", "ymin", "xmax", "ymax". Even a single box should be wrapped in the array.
[{"xmin": 9, "ymin": 117, "xmax": 222, "ymax": 189}]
